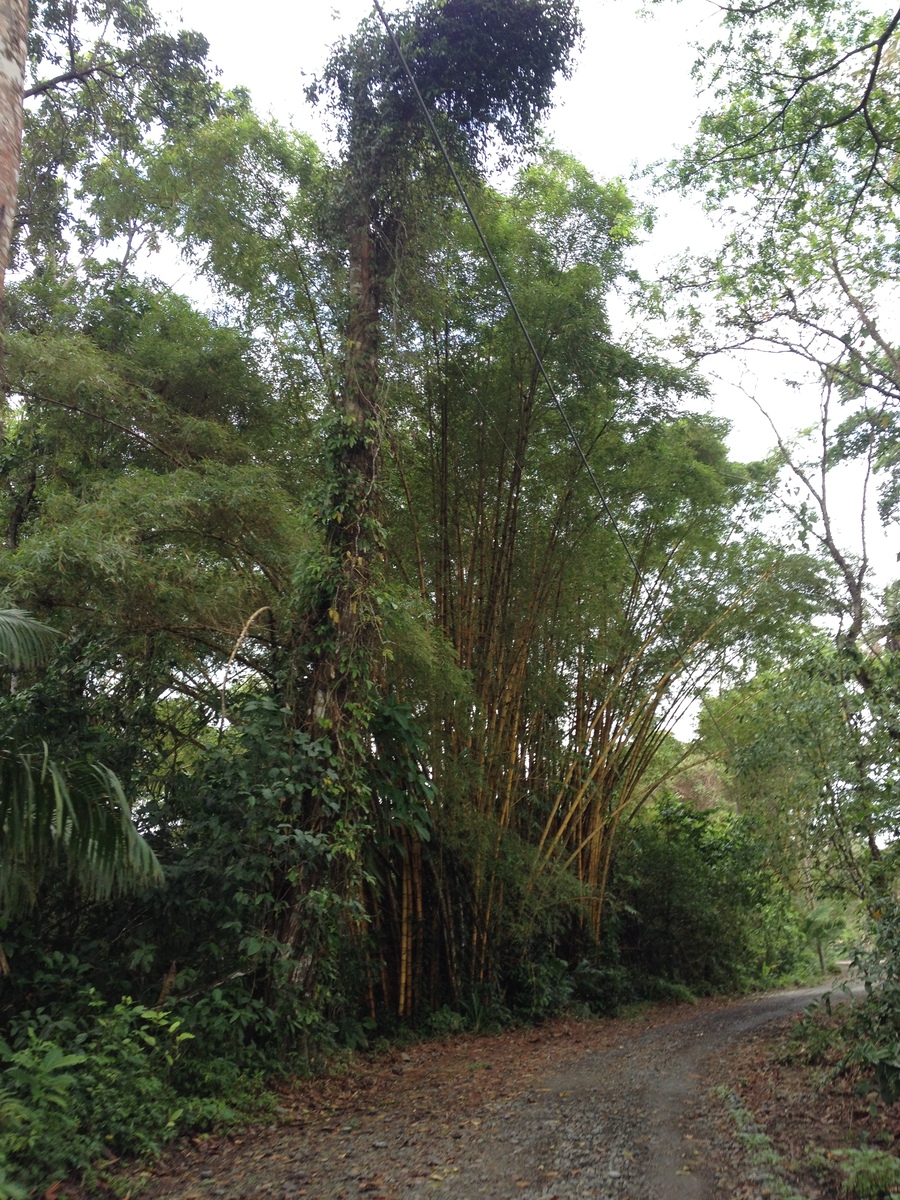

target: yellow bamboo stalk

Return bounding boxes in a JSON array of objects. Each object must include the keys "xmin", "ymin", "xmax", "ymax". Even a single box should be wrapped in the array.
[
  {"xmin": 399, "ymin": 844, "xmax": 411, "ymax": 1018},
  {"xmin": 533, "ymin": 573, "xmax": 771, "ymax": 871}
]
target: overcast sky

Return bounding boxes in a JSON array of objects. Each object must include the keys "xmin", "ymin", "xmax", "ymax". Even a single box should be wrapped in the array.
[
  {"xmin": 157, "ymin": 0, "xmax": 711, "ymax": 177},
  {"xmin": 154, "ymin": 0, "xmax": 897, "ymax": 584}
]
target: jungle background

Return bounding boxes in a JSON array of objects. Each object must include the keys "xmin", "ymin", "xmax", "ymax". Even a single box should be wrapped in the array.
[{"xmin": 2, "ymin": 0, "xmax": 900, "ymax": 1190}]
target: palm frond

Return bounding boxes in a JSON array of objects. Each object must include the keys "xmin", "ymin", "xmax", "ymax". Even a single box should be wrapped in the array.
[
  {"xmin": 0, "ymin": 746, "xmax": 163, "ymax": 917},
  {"xmin": 0, "ymin": 609, "xmax": 58, "ymax": 670}
]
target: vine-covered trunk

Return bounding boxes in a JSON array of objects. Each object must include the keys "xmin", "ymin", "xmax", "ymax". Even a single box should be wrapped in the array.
[
  {"xmin": 278, "ymin": 201, "xmax": 384, "ymax": 967},
  {"xmin": 309, "ymin": 202, "xmax": 382, "ymax": 728}
]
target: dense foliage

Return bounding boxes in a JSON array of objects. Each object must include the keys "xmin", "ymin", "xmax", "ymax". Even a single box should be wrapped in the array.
[{"xmin": 0, "ymin": 0, "xmax": 896, "ymax": 1189}]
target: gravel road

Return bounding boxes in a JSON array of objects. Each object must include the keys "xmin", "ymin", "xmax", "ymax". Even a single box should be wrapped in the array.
[
  {"xmin": 142, "ymin": 984, "xmax": 844, "ymax": 1200},
  {"xmin": 389, "ymin": 984, "xmax": 835, "ymax": 1200}
]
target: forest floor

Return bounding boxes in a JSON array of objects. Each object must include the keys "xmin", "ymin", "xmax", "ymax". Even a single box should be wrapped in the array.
[{"xmin": 105, "ymin": 982, "xmax": 900, "ymax": 1200}]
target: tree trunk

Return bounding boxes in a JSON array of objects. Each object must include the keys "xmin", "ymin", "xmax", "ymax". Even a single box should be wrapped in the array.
[
  {"xmin": 0, "ymin": 0, "xmax": 26, "ymax": 302},
  {"xmin": 309, "ymin": 199, "xmax": 382, "ymax": 730},
  {"xmin": 277, "ymin": 199, "xmax": 383, "ymax": 966}
]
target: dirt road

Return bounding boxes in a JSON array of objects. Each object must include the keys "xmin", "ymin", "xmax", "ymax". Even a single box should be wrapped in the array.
[
  {"xmin": 522, "ymin": 985, "xmax": 834, "ymax": 1199},
  {"xmin": 138, "ymin": 984, "xmax": 842, "ymax": 1200}
]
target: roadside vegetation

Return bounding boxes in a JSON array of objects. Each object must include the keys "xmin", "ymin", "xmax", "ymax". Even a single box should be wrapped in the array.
[{"xmin": 0, "ymin": 0, "xmax": 899, "ymax": 1192}]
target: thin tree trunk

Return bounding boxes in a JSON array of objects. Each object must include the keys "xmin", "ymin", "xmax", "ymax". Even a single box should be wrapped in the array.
[{"xmin": 0, "ymin": 0, "xmax": 26, "ymax": 303}]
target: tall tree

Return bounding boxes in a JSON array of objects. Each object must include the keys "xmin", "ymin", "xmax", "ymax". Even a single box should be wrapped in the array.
[
  {"xmin": 306, "ymin": 0, "xmax": 581, "ymax": 716},
  {"xmin": 665, "ymin": 0, "xmax": 900, "ymax": 538},
  {"xmin": 267, "ymin": 0, "xmax": 582, "ymax": 964},
  {"xmin": 0, "ymin": 0, "xmax": 220, "ymax": 935}
]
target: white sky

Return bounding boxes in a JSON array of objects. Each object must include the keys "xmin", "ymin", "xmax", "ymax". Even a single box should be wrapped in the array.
[{"xmin": 156, "ymin": 0, "xmax": 897, "ymax": 586}]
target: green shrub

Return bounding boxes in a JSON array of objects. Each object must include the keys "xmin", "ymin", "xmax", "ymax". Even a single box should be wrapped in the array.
[
  {"xmin": 427, "ymin": 1006, "xmax": 467, "ymax": 1036},
  {"xmin": 0, "ymin": 1034, "xmax": 91, "ymax": 1185},
  {"xmin": 783, "ymin": 1003, "xmax": 844, "ymax": 1065},
  {"xmin": 509, "ymin": 956, "xmax": 574, "ymax": 1019},
  {"xmin": 840, "ymin": 901, "xmax": 900, "ymax": 1103},
  {"xmin": 0, "ymin": 991, "xmax": 273, "ymax": 1192},
  {"xmin": 641, "ymin": 978, "xmax": 698, "ymax": 1004},
  {"xmin": 834, "ymin": 1146, "xmax": 900, "ymax": 1199},
  {"xmin": 570, "ymin": 959, "xmax": 635, "ymax": 1014},
  {"xmin": 612, "ymin": 802, "xmax": 813, "ymax": 994}
]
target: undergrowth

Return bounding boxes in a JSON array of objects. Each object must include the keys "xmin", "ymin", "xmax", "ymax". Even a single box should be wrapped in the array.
[
  {"xmin": 805, "ymin": 1146, "xmax": 900, "ymax": 1199},
  {"xmin": 0, "ymin": 992, "xmax": 275, "ymax": 1197},
  {"xmin": 718, "ymin": 1087, "xmax": 808, "ymax": 1200},
  {"xmin": 756, "ymin": 964, "xmax": 900, "ymax": 1200}
]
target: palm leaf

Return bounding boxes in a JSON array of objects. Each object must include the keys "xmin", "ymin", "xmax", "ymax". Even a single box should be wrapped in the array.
[
  {"xmin": 0, "ymin": 609, "xmax": 58, "ymax": 670},
  {"xmin": 0, "ymin": 746, "xmax": 163, "ymax": 917}
]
